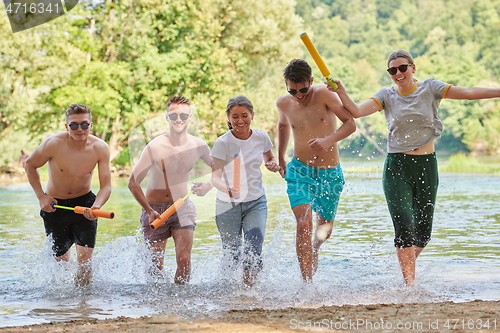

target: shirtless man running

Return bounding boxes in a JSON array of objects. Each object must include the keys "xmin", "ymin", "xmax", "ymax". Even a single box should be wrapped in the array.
[
  {"xmin": 25, "ymin": 104, "xmax": 112, "ymax": 285},
  {"xmin": 128, "ymin": 96, "xmax": 212, "ymax": 284},
  {"xmin": 276, "ymin": 59, "xmax": 356, "ymax": 281}
]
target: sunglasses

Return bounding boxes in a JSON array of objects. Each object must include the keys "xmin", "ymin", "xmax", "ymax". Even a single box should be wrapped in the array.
[
  {"xmin": 168, "ymin": 113, "xmax": 190, "ymax": 121},
  {"xmin": 387, "ymin": 63, "xmax": 413, "ymax": 75},
  {"xmin": 287, "ymin": 85, "xmax": 310, "ymax": 96},
  {"xmin": 68, "ymin": 123, "xmax": 90, "ymax": 130}
]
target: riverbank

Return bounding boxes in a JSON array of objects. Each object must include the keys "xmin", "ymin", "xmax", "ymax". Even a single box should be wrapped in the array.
[
  {"xmin": 0, "ymin": 166, "xmax": 27, "ymax": 184},
  {"xmin": 1, "ymin": 300, "xmax": 498, "ymax": 332},
  {"xmin": 2, "ymin": 153, "xmax": 499, "ymax": 186},
  {"xmin": 0, "ymin": 166, "xmax": 132, "ymax": 185}
]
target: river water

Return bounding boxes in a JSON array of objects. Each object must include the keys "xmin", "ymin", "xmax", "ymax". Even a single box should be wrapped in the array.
[{"xmin": 1, "ymin": 160, "xmax": 499, "ymax": 327}]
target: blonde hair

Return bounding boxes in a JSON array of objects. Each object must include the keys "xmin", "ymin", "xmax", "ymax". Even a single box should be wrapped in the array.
[{"xmin": 167, "ymin": 96, "xmax": 190, "ymax": 109}]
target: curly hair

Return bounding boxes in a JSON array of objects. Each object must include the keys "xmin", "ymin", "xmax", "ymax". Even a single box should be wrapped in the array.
[{"xmin": 65, "ymin": 104, "xmax": 92, "ymax": 122}]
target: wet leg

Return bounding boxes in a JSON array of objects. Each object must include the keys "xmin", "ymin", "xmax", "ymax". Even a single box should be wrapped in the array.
[
  {"xmin": 149, "ymin": 239, "xmax": 167, "ymax": 272},
  {"xmin": 312, "ymin": 217, "xmax": 333, "ymax": 275},
  {"xmin": 396, "ymin": 246, "xmax": 423, "ymax": 285},
  {"xmin": 55, "ymin": 249, "xmax": 73, "ymax": 263},
  {"xmin": 172, "ymin": 229, "xmax": 193, "ymax": 284},
  {"xmin": 293, "ymin": 204, "xmax": 314, "ymax": 281},
  {"xmin": 75, "ymin": 245, "xmax": 93, "ymax": 286}
]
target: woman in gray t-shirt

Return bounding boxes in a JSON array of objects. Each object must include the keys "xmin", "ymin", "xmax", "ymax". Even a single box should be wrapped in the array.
[{"xmin": 328, "ymin": 50, "xmax": 500, "ymax": 286}]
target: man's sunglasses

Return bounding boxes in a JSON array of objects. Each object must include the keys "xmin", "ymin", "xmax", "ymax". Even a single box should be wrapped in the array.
[
  {"xmin": 287, "ymin": 85, "xmax": 310, "ymax": 96},
  {"xmin": 68, "ymin": 123, "xmax": 90, "ymax": 130},
  {"xmin": 387, "ymin": 63, "xmax": 413, "ymax": 75},
  {"xmin": 168, "ymin": 113, "xmax": 190, "ymax": 121}
]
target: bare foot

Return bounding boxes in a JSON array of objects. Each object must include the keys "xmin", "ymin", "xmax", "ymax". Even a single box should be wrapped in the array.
[
  {"xmin": 174, "ymin": 274, "xmax": 190, "ymax": 285},
  {"xmin": 75, "ymin": 263, "xmax": 92, "ymax": 286},
  {"xmin": 243, "ymin": 269, "xmax": 257, "ymax": 287}
]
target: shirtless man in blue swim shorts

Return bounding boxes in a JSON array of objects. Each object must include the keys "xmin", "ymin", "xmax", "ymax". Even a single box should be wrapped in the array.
[
  {"xmin": 25, "ymin": 104, "xmax": 112, "ymax": 285},
  {"xmin": 276, "ymin": 59, "xmax": 356, "ymax": 281},
  {"xmin": 128, "ymin": 96, "xmax": 212, "ymax": 284}
]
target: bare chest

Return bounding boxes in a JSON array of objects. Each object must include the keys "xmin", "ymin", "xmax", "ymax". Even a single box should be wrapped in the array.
[
  {"xmin": 50, "ymin": 147, "xmax": 98, "ymax": 177},
  {"xmin": 286, "ymin": 105, "xmax": 337, "ymax": 132},
  {"xmin": 155, "ymin": 145, "xmax": 202, "ymax": 175}
]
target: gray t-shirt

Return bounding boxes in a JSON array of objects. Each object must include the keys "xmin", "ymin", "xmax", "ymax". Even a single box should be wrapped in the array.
[{"xmin": 371, "ymin": 78, "xmax": 452, "ymax": 153}]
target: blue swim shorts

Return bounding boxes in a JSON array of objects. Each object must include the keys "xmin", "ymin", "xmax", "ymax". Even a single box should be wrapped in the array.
[{"xmin": 285, "ymin": 158, "xmax": 344, "ymax": 221}]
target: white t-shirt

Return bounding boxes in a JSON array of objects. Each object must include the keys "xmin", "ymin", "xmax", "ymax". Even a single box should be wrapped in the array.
[{"xmin": 211, "ymin": 129, "xmax": 273, "ymax": 202}]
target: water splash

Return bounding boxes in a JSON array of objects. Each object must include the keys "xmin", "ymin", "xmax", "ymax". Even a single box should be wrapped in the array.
[{"xmin": 2, "ymin": 173, "xmax": 499, "ymax": 327}]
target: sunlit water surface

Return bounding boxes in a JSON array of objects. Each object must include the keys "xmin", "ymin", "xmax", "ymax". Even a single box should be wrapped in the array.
[{"xmin": 1, "ymin": 160, "xmax": 499, "ymax": 327}]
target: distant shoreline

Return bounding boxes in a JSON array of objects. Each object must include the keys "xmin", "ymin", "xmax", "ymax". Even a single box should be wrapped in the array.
[
  {"xmin": 0, "ymin": 166, "xmax": 131, "ymax": 186},
  {"xmin": 2, "ymin": 158, "xmax": 499, "ymax": 187},
  {"xmin": 0, "ymin": 167, "xmax": 27, "ymax": 185}
]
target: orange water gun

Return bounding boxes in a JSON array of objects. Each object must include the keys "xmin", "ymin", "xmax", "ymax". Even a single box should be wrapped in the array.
[
  {"xmin": 233, "ymin": 154, "xmax": 241, "ymax": 191},
  {"xmin": 150, "ymin": 191, "xmax": 192, "ymax": 230},
  {"xmin": 51, "ymin": 203, "xmax": 115, "ymax": 219}
]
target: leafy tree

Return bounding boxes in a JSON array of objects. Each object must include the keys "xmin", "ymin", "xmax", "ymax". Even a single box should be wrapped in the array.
[
  {"xmin": 296, "ymin": 0, "xmax": 500, "ymax": 155},
  {"xmin": 3, "ymin": 0, "xmax": 500, "ymax": 167}
]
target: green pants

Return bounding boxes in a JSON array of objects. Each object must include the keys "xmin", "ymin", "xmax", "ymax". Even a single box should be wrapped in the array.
[{"xmin": 382, "ymin": 152, "xmax": 438, "ymax": 248}]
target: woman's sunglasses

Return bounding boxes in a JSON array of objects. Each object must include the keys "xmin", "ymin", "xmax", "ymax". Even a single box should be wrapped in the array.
[
  {"xmin": 387, "ymin": 63, "xmax": 413, "ymax": 75},
  {"xmin": 168, "ymin": 113, "xmax": 190, "ymax": 121},
  {"xmin": 287, "ymin": 86, "xmax": 310, "ymax": 96},
  {"xmin": 68, "ymin": 123, "xmax": 90, "ymax": 130}
]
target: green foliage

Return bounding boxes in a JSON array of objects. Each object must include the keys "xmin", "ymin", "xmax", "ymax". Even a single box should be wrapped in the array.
[
  {"xmin": 2, "ymin": 0, "xmax": 500, "ymax": 167},
  {"xmin": 296, "ymin": 0, "xmax": 500, "ymax": 156},
  {"xmin": 440, "ymin": 153, "xmax": 500, "ymax": 174},
  {"xmin": 0, "ymin": 0, "xmax": 302, "ymax": 162},
  {"xmin": 113, "ymin": 146, "xmax": 130, "ymax": 167}
]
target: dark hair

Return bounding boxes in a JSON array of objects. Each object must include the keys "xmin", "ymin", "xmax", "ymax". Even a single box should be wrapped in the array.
[
  {"xmin": 387, "ymin": 50, "xmax": 415, "ymax": 67},
  {"xmin": 167, "ymin": 96, "xmax": 190, "ymax": 109},
  {"xmin": 65, "ymin": 104, "xmax": 92, "ymax": 122},
  {"xmin": 225, "ymin": 96, "xmax": 254, "ymax": 130},
  {"xmin": 283, "ymin": 59, "xmax": 312, "ymax": 83}
]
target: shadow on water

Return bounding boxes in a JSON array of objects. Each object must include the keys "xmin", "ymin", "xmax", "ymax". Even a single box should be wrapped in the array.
[{"xmin": 0, "ymin": 169, "xmax": 499, "ymax": 327}]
